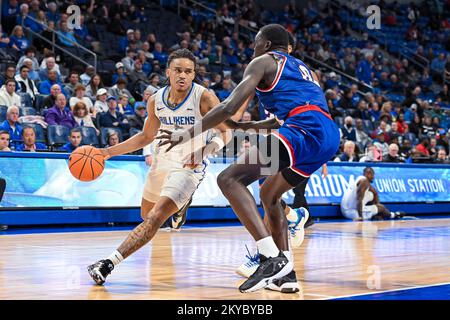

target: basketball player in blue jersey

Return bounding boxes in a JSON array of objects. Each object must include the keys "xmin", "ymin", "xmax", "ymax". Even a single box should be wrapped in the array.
[{"xmin": 159, "ymin": 24, "xmax": 340, "ymax": 293}]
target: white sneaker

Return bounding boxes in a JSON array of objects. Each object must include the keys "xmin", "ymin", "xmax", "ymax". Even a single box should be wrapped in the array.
[
  {"xmin": 288, "ymin": 207, "xmax": 309, "ymax": 248},
  {"xmin": 235, "ymin": 245, "xmax": 260, "ymax": 278}
]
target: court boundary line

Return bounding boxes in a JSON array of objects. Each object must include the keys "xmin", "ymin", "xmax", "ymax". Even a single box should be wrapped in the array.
[{"xmin": 325, "ymin": 281, "xmax": 450, "ymax": 300}]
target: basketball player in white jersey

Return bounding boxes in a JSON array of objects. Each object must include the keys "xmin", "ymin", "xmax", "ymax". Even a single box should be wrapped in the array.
[
  {"xmin": 341, "ymin": 167, "xmax": 405, "ymax": 220},
  {"xmin": 87, "ymin": 49, "xmax": 232, "ymax": 285}
]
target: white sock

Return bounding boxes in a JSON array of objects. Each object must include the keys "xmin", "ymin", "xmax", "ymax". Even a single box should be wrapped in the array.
[
  {"xmin": 256, "ymin": 236, "xmax": 279, "ymax": 258},
  {"xmin": 390, "ymin": 212, "xmax": 396, "ymax": 219},
  {"xmin": 286, "ymin": 207, "xmax": 298, "ymax": 223},
  {"xmin": 107, "ymin": 250, "xmax": 124, "ymax": 266},
  {"xmin": 283, "ymin": 250, "xmax": 292, "ymax": 261}
]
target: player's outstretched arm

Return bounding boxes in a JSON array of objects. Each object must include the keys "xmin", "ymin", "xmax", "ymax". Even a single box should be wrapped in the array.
[
  {"xmin": 224, "ymin": 117, "xmax": 281, "ymax": 132},
  {"xmin": 102, "ymin": 95, "xmax": 160, "ymax": 159},
  {"xmin": 157, "ymin": 55, "xmax": 269, "ymax": 151}
]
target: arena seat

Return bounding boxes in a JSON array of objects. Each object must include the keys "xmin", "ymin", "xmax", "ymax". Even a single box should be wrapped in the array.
[
  {"xmin": 0, "ymin": 105, "xmax": 7, "ymax": 122},
  {"xmin": 21, "ymin": 107, "xmax": 37, "ymax": 116},
  {"xmin": 47, "ymin": 125, "xmax": 70, "ymax": 148},
  {"xmin": 80, "ymin": 126, "xmax": 100, "ymax": 147}
]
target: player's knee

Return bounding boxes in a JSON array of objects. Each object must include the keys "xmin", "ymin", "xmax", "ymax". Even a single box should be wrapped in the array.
[
  {"xmin": 260, "ymin": 186, "xmax": 279, "ymax": 208},
  {"xmin": 217, "ymin": 171, "xmax": 233, "ymax": 191}
]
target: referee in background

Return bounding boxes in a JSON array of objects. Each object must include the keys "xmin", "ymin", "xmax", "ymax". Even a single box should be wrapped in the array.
[{"xmin": 0, "ymin": 178, "xmax": 6, "ymax": 231}]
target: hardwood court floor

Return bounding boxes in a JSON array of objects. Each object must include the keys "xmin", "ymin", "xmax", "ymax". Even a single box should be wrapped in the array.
[{"xmin": 1, "ymin": 218, "xmax": 449, "ymax": 300}]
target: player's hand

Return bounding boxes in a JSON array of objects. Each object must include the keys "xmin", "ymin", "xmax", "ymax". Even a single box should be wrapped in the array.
[
  {"xmin": 99, "ymin": 148, "xmax": 111, "ymax": 160},
  {"xmin": 156, "ymin": 128, "xmax": 190, "ymax": 152}
]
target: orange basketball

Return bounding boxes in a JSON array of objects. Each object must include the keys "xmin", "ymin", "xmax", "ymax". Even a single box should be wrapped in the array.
[{"xmin": 68, "ymin": 146, "xmax": 105, "ymax": 182}]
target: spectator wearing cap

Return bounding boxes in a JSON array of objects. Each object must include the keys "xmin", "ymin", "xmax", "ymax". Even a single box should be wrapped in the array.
[
  {"xmin": 128, "ymin": 104, "xmax": 147, "ymax": 131},
  {"xmin": 340, "ymin": 116, "xmax": 357, "ymax": 142},
  {"xmin": 85, "ymin": 74, "xmax": 105, "ymax": 101},
  {"xmin": 93, "ymin": 88, "xmax": 109, "ymax": 115},
  {"xmin": 15, "ymin": 126, "xmax": 47, "ymax": 152},
  {"xmin": 146, "ymin": 73, "xmax": 160, "ymax": 95},
  {"xmin": 108, "ymin": 78, "xmax": 132, "ymax": 101},
  {"xmin": 80, "ymin": 65, "xmax": 95, "ymax": 86},
  {"xmin": 45, "ymin": 94, "xmax": 77, "ymax": 129},
  {"xmin": 112, "ymin": 62, "xmax": 128, "ymax": 85},
  {"xmin": 60, "ymin": 128, "xmax": 82, "ymax": 152},
  {"xmin": 39, "ymin": 69, "xmax": 66, "ymax": 96},
  {"xmin": 373, "ymin": 128, "xmax": 389, "ymax": 156},
  {"xmin": 0, "ymin": 106, "xmax": 22, "ymax": 149},
  {"xmin": 119, "ymin": 29, "xmax": 135, "ymax": 54},
  {"xmin": 383, "ymin": 143, "xmax": 405, "ymax": 163},
  {"xmin": 99, "ymin": 96, "xmax": 130, "ymax": 136},
  {"xmin": 0, "ymin": 79, "xmax": 21, "ymax": 108},
  {"xmin": 72, "ymin": 102, "xmax": 98, "ymax": 134},
  {"xmin": 334, "ymin": 140, "xmax": 359, "ymax": 162}
]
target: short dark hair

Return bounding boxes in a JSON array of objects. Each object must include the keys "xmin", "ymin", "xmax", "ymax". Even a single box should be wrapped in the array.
[
  {"xmin": 69, "ymin": 128, "xmax": 81, "ymax": 136},
  {"xmin": 0, "ymin": 130, "xmax": 10, "ymax": 136},
  {"xmin": 22, "ymin": 126, "xmax": 36, "ymax": 136},
  {"xmin": 363, "ymin": 167, "xmax": 374, "ymax": 175},
  {"xmin": 167, "ymin": 48, "xmax": 196, "ymax": 68},
  {"xmin": 5, "ymin": 79, "xmax": 16, "ymax": 86},
  {"xmin": 20, "ymin": 65, "xmax": 30, "ymax": 72},
  {"xmin": 259, "ymin": 24, "xmax": 289, "ymax": 49}
]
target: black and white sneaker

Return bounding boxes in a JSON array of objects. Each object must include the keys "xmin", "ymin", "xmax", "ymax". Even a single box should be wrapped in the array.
[
  {"xmin": 171, "ymin": 197, "xmax": 192, "ymax": 230},
  {"xmin": 265, "ymin": 270, "xmax": 300, "ymax": 293},
  {"xmin": 393, "ymin": 211, "xmax": 406, "ymax": 219},
  {"xmin": 238, "ymin": 251, "xmax": 293, "ymax": 293},
  {"xmin": 87, "ymin": 259, "xmax": 114, "ymax": 285}
]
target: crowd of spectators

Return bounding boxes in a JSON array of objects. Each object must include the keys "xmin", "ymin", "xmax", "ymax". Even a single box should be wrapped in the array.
[{"xmin": 0, "ymin": 0, "xmax": 449, "ymax": 164}]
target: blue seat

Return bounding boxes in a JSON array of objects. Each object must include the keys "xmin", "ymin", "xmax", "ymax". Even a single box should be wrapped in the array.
[
  {"xmin": 100, "ymin": 127, "xmax": 123, "ymax": 147},
  {"xmin": 80, "ymin": 126, "xmax": 99, "ymax": 147},
  {"xmin": 129, "ymin": 127, "xmax": 141, "ymax": 137},
  {"xmin": 22, "ymin": 123, "xmax": 46, "ymax": 143},
  {"xmin": 19, "ymin": 92, "xmax": 32, "ymax": 108},
  {"xmin": 47, "ymin": 125, "xmax": 70, "ymax": 148},
  {"xmin": 34, "ymin": 94, "xmax": 47, "ymax": 112},
  {"xmin": 22, "ymin": 107, "xmax": 37, "ymax": 116},
  {"xmin": 0, "ymin": 105, "xmax": 7, "ymax": 122}
]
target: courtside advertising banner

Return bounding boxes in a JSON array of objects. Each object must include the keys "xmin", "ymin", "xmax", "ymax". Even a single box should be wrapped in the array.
[{"xmin": 0, "ymin": 154, "xmax": 449, "ymax": 208}]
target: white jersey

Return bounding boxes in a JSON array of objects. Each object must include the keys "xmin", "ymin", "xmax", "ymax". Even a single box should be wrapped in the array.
[
  {"xmin": 152, "ymin": 83, "xmax": 210, "ymax": 165},
  {"xmin": 341, "ymin": 176, "xmax": 374, "ymax": 212}
]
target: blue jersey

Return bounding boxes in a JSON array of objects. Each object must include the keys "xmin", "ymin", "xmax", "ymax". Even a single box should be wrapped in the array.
[{"xmin": 255, "ymin": 51, "xmax": 328, "ymax": 120}]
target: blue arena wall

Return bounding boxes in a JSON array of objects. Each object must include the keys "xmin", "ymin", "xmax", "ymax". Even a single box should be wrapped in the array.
[{"xmin": 0, "ymin": 152, "xmax": 449, "ymax": 226}]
